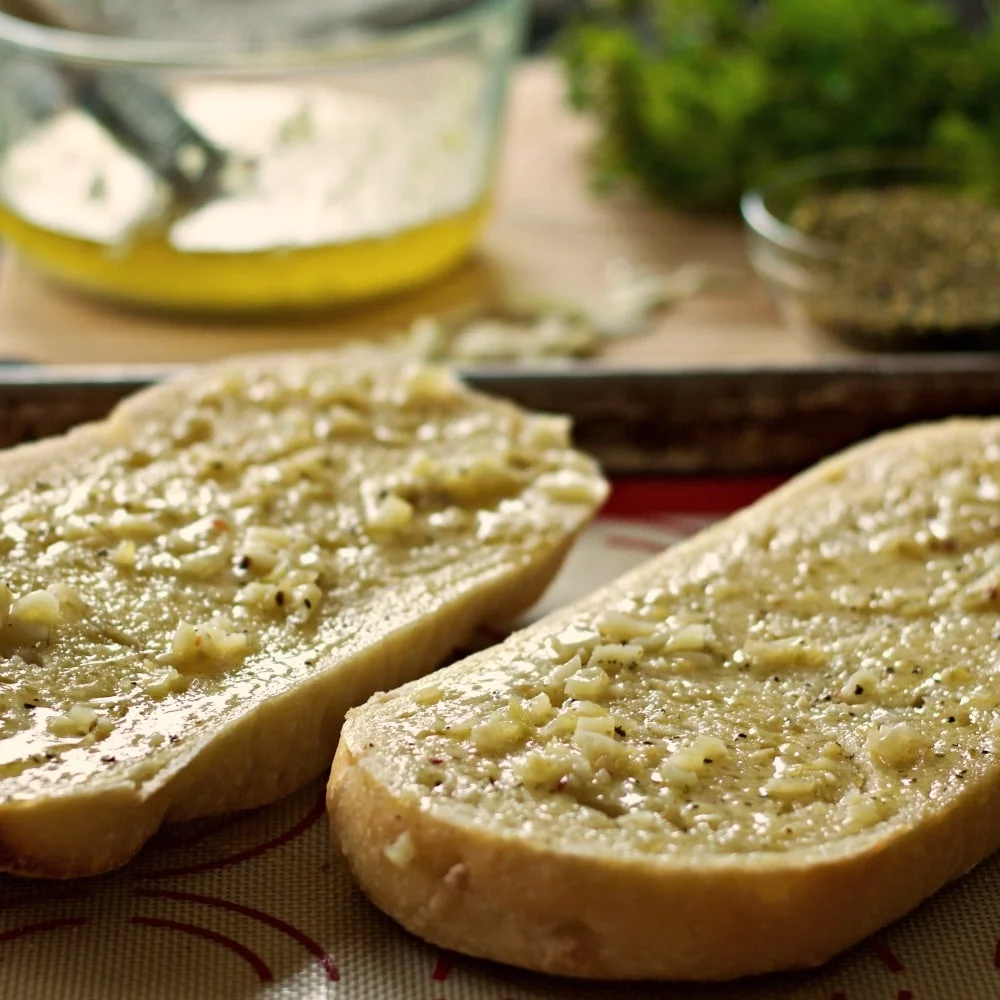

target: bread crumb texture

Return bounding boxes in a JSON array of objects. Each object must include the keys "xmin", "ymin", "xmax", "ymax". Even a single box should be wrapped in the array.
[
  {"xmin": 0, "ymin": 353, "xmax": 604, "ymax": 801},
  {"xmin": 364, "ymin": 422, "xmax": 1000, "ymax": 854}
]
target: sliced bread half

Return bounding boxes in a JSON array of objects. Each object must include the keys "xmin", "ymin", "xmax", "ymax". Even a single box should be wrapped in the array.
[{"xmin": 330, "ymin": 418, "xmax": 1000, "ymax": 980}]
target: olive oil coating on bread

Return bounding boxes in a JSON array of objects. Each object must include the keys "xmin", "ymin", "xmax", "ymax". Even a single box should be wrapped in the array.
[
  {"xmin": 330, "ymin": 419, "xmax": 1000, "ymax": 981},
  {"xmin": 0, "ymin": 351, "xmax": 607, "ymax": 878}
]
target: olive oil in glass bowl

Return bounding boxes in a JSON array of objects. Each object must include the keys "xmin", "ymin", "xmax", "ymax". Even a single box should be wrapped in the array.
[
  {"xmin": 741, "ymin": 152, "xmax": 1000, "ymax": 350},
  {"xmin": 0, "ymin": 0, "xmax": 525, "ymax": 315}
]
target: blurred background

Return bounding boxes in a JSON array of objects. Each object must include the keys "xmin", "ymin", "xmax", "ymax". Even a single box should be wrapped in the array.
[{"xmin": 0, "ymin": 0, "xmax": 998, "ymax": 373}]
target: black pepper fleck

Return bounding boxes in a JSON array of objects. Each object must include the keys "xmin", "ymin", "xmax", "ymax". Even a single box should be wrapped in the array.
[
  {"xmin": 238, "ymin": 555, "xmax": 252, "ymax": 570},
  {"xmin": 614, "ymin": 725, "xmax": 626, "ymax": 738},
  {"xmin": 946, "ymin": 716, "xmax": 956, "ymax": 723},
  {"xmin": 275, "ymin": 590, "xmax": 285, "ymax": 607},
  {"xmin": 854, "ymin": 684, "xmax": 864, "ymax": 695}
]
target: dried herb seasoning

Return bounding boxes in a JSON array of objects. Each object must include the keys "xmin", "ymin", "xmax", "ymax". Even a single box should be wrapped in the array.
[{"xmin": 789, "ymin": 186, "xmax": 1000, "ymax": 342}]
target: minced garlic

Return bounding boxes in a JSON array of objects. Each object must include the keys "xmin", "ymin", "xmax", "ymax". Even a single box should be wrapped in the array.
[
  {"xmin": 11, "ymin": 589, "xmax": 62, "ymax": 628},
  {"xmin": 383, "ymin": 831, "xmax": 416, "ymax": 869}
]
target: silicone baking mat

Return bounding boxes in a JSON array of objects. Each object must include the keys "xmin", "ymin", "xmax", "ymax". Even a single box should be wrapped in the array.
[{"xmin": 0, "ymin": 480, "xmax": 989, "ymax": 1000}]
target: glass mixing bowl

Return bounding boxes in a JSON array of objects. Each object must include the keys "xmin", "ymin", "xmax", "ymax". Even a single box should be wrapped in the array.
[{"xmin": 0, "ymin": 0, "xmax": 525, "ymax": 314}]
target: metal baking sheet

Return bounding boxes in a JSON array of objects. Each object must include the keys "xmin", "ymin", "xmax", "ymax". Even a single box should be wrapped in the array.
[{"xmin": 0, "ymin": 357, "xmax": 997, "ymax": 474}]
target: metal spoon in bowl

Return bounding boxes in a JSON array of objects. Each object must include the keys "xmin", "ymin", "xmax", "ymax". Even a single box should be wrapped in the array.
[{"xmin": 3, "ymin": 0, "xmax": 236, "ymax": 211}]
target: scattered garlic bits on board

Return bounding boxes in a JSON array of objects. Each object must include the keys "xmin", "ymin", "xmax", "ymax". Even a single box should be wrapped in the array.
[{"xmin": 395, "ymin": 260, "xmax": 735, "ymax": 364}]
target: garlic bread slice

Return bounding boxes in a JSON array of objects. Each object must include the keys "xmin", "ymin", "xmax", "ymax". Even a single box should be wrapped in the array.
[{"xmin": 330, "ymin": 419, "xmax": 1000, "ymax": 981}]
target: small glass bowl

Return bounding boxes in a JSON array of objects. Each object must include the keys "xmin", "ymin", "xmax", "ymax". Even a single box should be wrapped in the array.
[
  {"xmin": 741, "ymin": 152, "xmax": 1000, "ymax": 350},
  {"xmin": 0, "ymin": 0, "xmax": 525, "ymax": 315}
]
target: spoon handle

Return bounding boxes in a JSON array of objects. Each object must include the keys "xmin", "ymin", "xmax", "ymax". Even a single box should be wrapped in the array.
[{"xmin": 3, "ymin": 0, "xmax": 229, "ymax": 208}]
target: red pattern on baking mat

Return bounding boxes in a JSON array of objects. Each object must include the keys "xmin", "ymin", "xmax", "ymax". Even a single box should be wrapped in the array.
[
  {"xmin": 130, "ymin": 916, "xmax": 273, "ymax": 981},
  {"xmin": 897, "ymin": 992, "xmax": 913, "ymax": 1000},
  {"xmin": 0, "ymin": 916, "xmax": 88, "ymax": 943},
  {"xmin": 133, "ymin": 888, "xmax": 338, "ymax": 981},
  {"xmin": 652, "ymin": 512, "xmax": 714, "ymax": 535},
  {"xmin": 431, "ymin": 954, "xmax": 451, "ymax": 981},
  {"xmin": 602, "ymin": 531, "xmax": 665, "ymax": 555},
  {"xmin": 871, "ymin": 943, "xmax": 905, "ymax": 973},
  {"xmin": 137, "ymin": 790, "xmax": 326, "ymax": 879}
]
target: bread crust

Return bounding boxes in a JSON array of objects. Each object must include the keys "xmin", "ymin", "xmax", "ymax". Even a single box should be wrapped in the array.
[
  {"xmin": 328, "ymin": 418, "xmax": 1000, "ymax": 980},
  {"xmin": 330, "ymin": 735, "xmax": 996, "ymax": 980},
  {"xmin": 0, "ymin": 351, "xmax": 603, "ymax": 878}
]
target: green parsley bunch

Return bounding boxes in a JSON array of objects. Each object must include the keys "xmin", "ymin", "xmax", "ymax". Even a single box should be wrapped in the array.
[{"xmin": 561, "ymin": 0, "xmax": 1000, "ymax": 211}]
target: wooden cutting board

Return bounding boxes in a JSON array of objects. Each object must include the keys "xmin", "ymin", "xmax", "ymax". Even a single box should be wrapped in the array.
[{"xmin": 0, "ymin": 59, "xmax": 846, "ymax": 368}]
